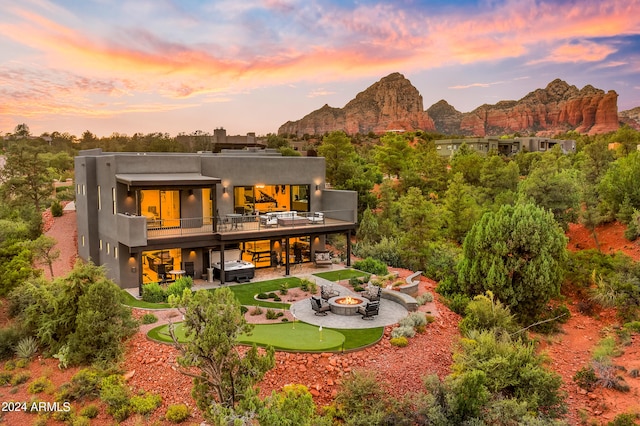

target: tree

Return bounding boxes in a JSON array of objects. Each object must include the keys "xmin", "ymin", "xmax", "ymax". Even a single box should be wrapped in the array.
[
  {"xmin": 374, "ymin": 133, "xmax": 411, "ymax": 178},
  {"xmin": 443, "ymin": 173, "xmax": 480, "ymax": 243},
  {"xmin": 598, "ymin": 151, "xmax": 640, "ymax": 218},
  {"xmin": 258, "ymin": 384, "xmax": 330, "ymax": 426},
  {"xmin": 458, "ymin": 203, "xmax": 567, "ymax": 321},
  {"xmin": 170, "ymin": 288, "xmax": 275, "ymax": 423},
  {"xmin": 25, "ymin": 235, "xmax": 60, "ymax": 277},
  {"xmin": 318, "ymin": 131, "xmax": 357, "ymax": 187},
  {"xmin": 13, "ymin": 123, "xmax": 31, "ymax": 138},
  {"xmin": 479, "ymin": 156, "xmax": 519, "ymax": 203},
  {"xmin": 0, "ymin": 142, "xmax": 53, "ymax": 211},
  {"xmin": 450, "ymin": 143, "xmax": 485, "ymax": 186}
]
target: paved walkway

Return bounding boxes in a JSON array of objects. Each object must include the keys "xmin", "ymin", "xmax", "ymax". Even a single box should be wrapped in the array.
[{"xmin": 128, "ymin": 264, "xmax": 410, "ymax": 329}]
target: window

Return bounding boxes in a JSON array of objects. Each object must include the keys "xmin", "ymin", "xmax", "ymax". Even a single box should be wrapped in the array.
[
  {"xmin": 140, "ymin": 190, "xmax": 180, "ymax": 228},
  {"xmin": 97, "ymin": 185, "xmax": 101, "ymax": 210},
  {"xmin": 114, "ymin": 246, "xmax": 118, "ymax": 259},
  {"xmin": 99, "ymin": 239, "xmax": 103, "ymax": 250},
  {"xmin": 112, "ymin": 187, "xmax": 116, "ymax": 214},
  {"xmin": 81, "ymin": 235, "xmax": 85, "ymax": 247},
  {"xmin": 106, "ymin": 242, "xmax": 110, "ymax": 255},
  {"xmin": 82, "ymin": 185, "xmax": 86, "ymax": 195}
]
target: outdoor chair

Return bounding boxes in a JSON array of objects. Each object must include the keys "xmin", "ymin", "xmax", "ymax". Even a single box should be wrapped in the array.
[
  {"xmin": 321, "ymin": 285, "xmax": 339, "ymax": 300},
  {"xmin": 361, "ymin": 285, "xmax": 381, "ymax": 302},
  {"xmin": 357, "ymin": 301, "xmax": 380, "ymax": 320},
  {"xmin": 183, "ymin": 262, "xmax": 195, "ymax": 278},
  {"xmin": 311, "ymin": 296, "xmax": 331, "ymax": 316}
]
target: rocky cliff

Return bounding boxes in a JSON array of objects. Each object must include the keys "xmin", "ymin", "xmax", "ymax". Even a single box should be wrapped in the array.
[
  {"xmin": 278, "ymin": 75, "xmax": 623, "ymax": 137},
  {"xmin": 458, "ymin": 79, "xmax": 619, "ymax": 136},
  {"xmin": 619, "ymin": 107, "xmax": 640, "ymax": 131},
  {"xmin": 278, "ymin": 73, "xmax": 435, "ymax": 136}
]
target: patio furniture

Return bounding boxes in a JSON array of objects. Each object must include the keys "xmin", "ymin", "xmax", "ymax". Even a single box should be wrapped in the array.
[
  {"xmin": 182, "ymin": 262, "xmax": 195, "ymax": 278},
  {"xmin": 357, "ymin": 301, "xmax": 380, "ymax": 320},
  {"xmin": 314, "ymin": 250, "xmax": 331, "ymax": 267},
  {"xmin": 310, "ymin": 296, "xmax": 331, "ymax": 316},
  {"xmin": 321, "ymin": 285, "xmax": 339, "ymax": 300},
  {"xmin": 307, "ymin": 212, "xmax": 324, "ymax": 224},
  {"xmin": 361, "ymin": 285, "xmax": 381, "ymax": 301}
]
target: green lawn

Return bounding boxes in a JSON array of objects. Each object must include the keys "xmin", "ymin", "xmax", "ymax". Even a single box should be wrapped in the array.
[
  {"xmin": 224, "ymin": 277, "xmax": 303, "ymax": 309},
  {"xmin": 148, "ymin": 321, "xmax": 384, "ymax": 352},
  {"xmin": 313, "ymin": 269, "xmax": 370, "ymax": 282},
  {"xmin": 120, "ymin": 290, "xmax": 170, "ymax": 309}
]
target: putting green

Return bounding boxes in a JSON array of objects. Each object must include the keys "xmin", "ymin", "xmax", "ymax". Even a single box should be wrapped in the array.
[{"xmin": 149, "ymin": 321, "xmax": 347, "ymax": 351}]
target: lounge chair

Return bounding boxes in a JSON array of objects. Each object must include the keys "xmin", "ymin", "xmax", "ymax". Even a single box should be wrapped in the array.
[
  {"xmin": 311, "ymin": 296, "xmax": 331, "ymax": 316},
  {"xmin": 361, "ymin": 285, "xmax": 381, "ymax": 302},
  {"xmin": 321, "ymin": 285, "xmax": 339, "ymax": 300},
  {"xmin": 357, "ymin": 301, "xmax": 380, "ymax": 320}
]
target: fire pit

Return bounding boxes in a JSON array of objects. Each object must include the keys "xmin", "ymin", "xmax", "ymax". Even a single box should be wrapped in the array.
[{"xmin": 327, "ymin": 295, "xmax": 367, "ymax": 316}]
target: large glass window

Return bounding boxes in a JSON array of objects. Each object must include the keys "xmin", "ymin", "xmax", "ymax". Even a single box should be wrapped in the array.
[
  {"xmin": 140, "ymin": 190, "xmax": 180, "ymax": 228},
  {"xmin": 233, "ymin": 184, "xmax": 310, "ymax": 214},
  {"xmin": 202, "ymin": 188, "xmax": 213, "ymax": 224},
  {"xmin": 141, "ymin": 248, "xmax": 182, "ymax": 284}
]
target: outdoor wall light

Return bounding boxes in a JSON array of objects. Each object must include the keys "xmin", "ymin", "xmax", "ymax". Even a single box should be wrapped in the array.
[
  {"xmin": 188, "ymin": 189, "xmax": 194, "ymax": 196},
  {"xmin": 315, "ymin": 184, "xmax": 320, "ymax": 191},
  {"xmin": 222, "ymin": 186, "xmax": 227, "ymax": 194}
]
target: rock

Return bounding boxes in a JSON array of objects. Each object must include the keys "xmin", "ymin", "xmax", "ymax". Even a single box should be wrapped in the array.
[
  {"xmin": 123, "ymin": 370, "xmax": 136, "ymax": 381},
  {"xmin": 278, "ymin": 72, "xmax": 436, "ymax": 135}
]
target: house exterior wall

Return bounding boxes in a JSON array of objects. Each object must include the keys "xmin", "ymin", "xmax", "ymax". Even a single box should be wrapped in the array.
[{"xmin": 75, "ymin": 149, "xmax": 356, "ymax": 289}]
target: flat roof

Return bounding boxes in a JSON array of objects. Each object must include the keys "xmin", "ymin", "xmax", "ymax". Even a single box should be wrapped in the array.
[{"xmin": 116, "ymin": 173, "xmax": 221, "ymax": 186}]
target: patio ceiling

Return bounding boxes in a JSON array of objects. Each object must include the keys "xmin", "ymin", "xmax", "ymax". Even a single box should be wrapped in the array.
[{"xmin": 116, "ymin": 173, "xmax": 221, "ymax": 187}]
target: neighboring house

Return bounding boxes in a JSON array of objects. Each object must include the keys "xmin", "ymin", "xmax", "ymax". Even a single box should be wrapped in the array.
[
  {"xmin": 435, "ymin": 137, "xmax": 576, "ymax": 157},
  {"xmin": 75, "ymin": 148, "xmax": 357, "ymax": 293}
]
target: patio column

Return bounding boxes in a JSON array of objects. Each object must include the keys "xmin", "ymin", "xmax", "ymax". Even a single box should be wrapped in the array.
[
  {"xmin": 220, "ymin": 244, "xmax": 225, "ymax": 285},
  {"xmin": 284, "ymin": 238, "xmax": 290, "ymax": 276},
  {"xmin": 346, "ymin": 231, "xmax": 351, "ymax": 267}
]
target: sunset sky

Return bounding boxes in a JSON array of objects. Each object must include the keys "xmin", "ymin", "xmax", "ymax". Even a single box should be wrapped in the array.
[{"xmin": 1, "ymin": 0, "xmax": 639, "ymax": 138}]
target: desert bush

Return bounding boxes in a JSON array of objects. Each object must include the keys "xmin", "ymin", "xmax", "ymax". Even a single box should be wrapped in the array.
[
  {"xmin": 15, "ymin": 358, "xmax": 28, "ymax": 368},
  {"xmin": 268, "ymin": 292, "xmax": 277, "ymax": 299},
  {"xmin": 279, "ymin": 282, "xmax": 288, "ymax": 295},
  {"xmin": 56, "ymin": 368, "xmax": 102, "ymax": 402},
  {"xmin": 608, "ymin": 412, "xmax": 640, "ymax": 426},
  {"xmin": 257, "ymin": 384, "xmax": 327, "ymax": 426},
  {"xmin": 142, "ymin": 282, "xmax": 166, "ymax": 303},
  {"xmin": 11, "ymin": 371, "xmax": 30, "ymax": 386},
  {"xmin": 629, "ymin": 369, "xmax": 640, "ymax": 378},
  {"xmin": 28, "ymin": 376, "xmax": 53, "ymax": 394},
  {"xmin": 52, "ymin": 408, "xmax": 75, "ymax": 423},
  {"xmin": 573, "ymin": 366, "xmax": 598, "ymax": 391},
  {"xmin": 240, "ymin": 305, "xmax": 248, "ymax": 315},
  {"xmin": 265, "ymin": 309, "xmax": 281, "ymax": 320},
  {"xmin": 399, "ymin": 312, "xmax": 427, "ymax": 329},
  {"xmin": 592, "ymin": 336, "xmax": 619, "ymax": 362},
  {"xmin": 256, "ymin": 292, "xmax": 269, "ymax": 300},
  {"xmin": 79, "ymin": 404, "xmax": 99, "ymax": 418},
  {"xmin": 0, "ymin": 326, "xmax": 23, "ymax": 360},
  {"xmin": 141, "ymin": 313, "xmax": 158, "ymax": 324},
  {"xmin": 250, "ymin": 306, "xmax": 263, "ymax": 316},
  {"xmin": 417, "ymin": 292, "xmax": 434, "ymax": 305},
  {"xmin": 334, "ymin": 370, "xmax": 391, "ymax": 425},
  {"xmin": 446, "ymin": 293, "xmax": 471, "ymax": 315},
  {"xmin": 593, "ymin": 361, "xmax": 630, "ymax": 392},
  {"xmin": 0, "ymin": 372, "xmax": 12, "ymax": 385},
  {"xmin": 50, "ymin": 200, "xmax": 64, "ymax": 217},
  {"xmin": 100, "ymin": 374, "xmax": 131, "ymax": 421},
  {"xmin": 71, "ymin": 416, "xmax": 91, "ymax": 426},
  {"xmin": 353, "ymin": 257, "xmax": 388, "ymax": 275},
  {"xmin": 459, "ymin": 292, "xmax": 516, "ymax": 336},
  {"xmin": 391, "ymin": 326, "xmax": 416, "ymax": 339},
  {"xmin": 389, "ymin": 337, "xmax": 408, "ymax": 347},
  {"xmin": 130, "ymin": 392, "xmax": 162, "ymax": 415},
  {"xmin": 623, "ymin": 321, "xmax": 640, "ymax": 333},
  {"xmin": 165, "ymin": 403, "xmax": 190, "ymax": 423},
  {"xmin": 532, "ymin": 304, "xmax": 571, "ymax": 334},
  {"xmin": 15, "ymin": 336, "xmax": 39, "ymax": 359}
]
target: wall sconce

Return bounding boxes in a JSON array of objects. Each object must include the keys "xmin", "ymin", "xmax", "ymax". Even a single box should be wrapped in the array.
[
  {"xmin": 188, "ymin": 189, "xmax": 194, "ymax": 196},
  {"xmin": 127, "ymin": 190, "xmax": 132, "ymax": 198},
  {"xmin": 315, "ymin": 184, "xmax": 320, "ymax": 191},
  {"xmin": 222, "ymin": 186, "xmax": 227, "ymax": 194}
]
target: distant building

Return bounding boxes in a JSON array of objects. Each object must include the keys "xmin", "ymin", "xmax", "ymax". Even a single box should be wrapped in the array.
[
  {"xmin": 176, "ymin": 128, "xmax": 266, "ymax": 152},
  {"xmin": 434, "ymin": 137, "xmax": 576, "ymax": 157}
]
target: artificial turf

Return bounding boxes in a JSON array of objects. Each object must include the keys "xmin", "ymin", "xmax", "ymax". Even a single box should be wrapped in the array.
[
  {"xmin": 148, "ymin": 321, "xmax": 384, "ymax": 352},
  {"xmin": 120, "ymin": 290, "xmax": 170, "ymax": 309},
  {"xmin": 223, "ymin": 277, "xmax": 303, "ymax": 308},
  {"xmin": 313, "ymin": 269, "xmax": 370, "ymax": 282}
]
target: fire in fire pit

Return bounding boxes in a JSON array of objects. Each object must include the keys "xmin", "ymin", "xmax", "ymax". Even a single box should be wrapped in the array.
[{"xmin": 335, "ymin": 296, "xmax": 363, "ymax": 305}]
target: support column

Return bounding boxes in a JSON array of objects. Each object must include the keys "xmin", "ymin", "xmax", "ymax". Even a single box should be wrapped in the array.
[
  {"xmin": 284, "ymin": 238, "xmax": 290, "ymax": 276},
  {"xmin": 220, "ymin": 244, "xmax": 225, "ymax": 285},
  {"xmin": 346, "ymin": 231, "xmax": 352, "ymax": 267}
]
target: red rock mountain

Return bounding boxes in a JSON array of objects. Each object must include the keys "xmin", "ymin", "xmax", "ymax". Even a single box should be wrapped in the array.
[
  {"xmin": 278, "ymin": 73, "xmax": 435, "ymax": 136},
  {"xmin": 459, "ymin": 79, "xmax": 619, "ymax": 136},
  {"xmin": 278, "ymin": 74, "xmax": 624, "ymax": 137}
]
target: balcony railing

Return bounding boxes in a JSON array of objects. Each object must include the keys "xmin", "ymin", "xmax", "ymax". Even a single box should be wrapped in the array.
[{"xmin": 141, "ymin": 210, "xmax": 355, "ymax": 239}]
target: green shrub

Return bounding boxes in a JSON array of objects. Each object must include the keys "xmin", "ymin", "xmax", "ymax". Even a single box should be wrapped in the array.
[
  {"xmin": 265, "ymin": 309, "xmax": 280, "ymax": 320},
  {"xmin": 100, "ymin": 374, "xmax": 131, "ymax": 421},
  {"xmin": 390, "ymin": 337, "xmax": 408, "ymax": 347},
  {"xmin": 425, "ymin": 314, "xmax": 435, "ymax": 323},
  {"xmin": 267, "ymin": 292, "xmax": 277, "ymax": 299},
  {"xmin": 257, "ymin": 384, "xmax": 325, "ymax": 426},
  {"xmin": 130, "ymin": 392, "xmax": 162, "ymax": 415},
  {"xmin": 531, "ymin": 304, "xmax": 571, "ymax": 334},
  {"xmin": 15, "ymin": 336, "xmax": 39, "ymax": 359},
  {"xmin": 11, "ymin": 371, "xmax": 30, "ymax": 386},
  {"xmin": 141, "ymin": 313, "xmax": 158, "ymax": 324},
  {"xmin": 353, "ymin": 257, "xmax": 388, "ymax": 275},
  {"xmin": 623, "ymin": 321, "xmax": 640, "ymax": 333},
  {"xmin": 447, "ymin": 293, "xmax": 471, "ymax": 315},
  {"xmin": 417, "ymin": 292, "xmax": 434, "ymax": 305},
  {"xmin": 15, "ymin": 358, "xmax": 28, "ymax": 368},
  {"xmin": 608, "ymin": 413, "xmax": 640, "ymax": 426},
  {"xmin": 79, "ymin": 404, "xmax": 99, "ymax": 419},
  {"xmin": 0, "ymin": 326, "xmax": 23, "ymax": 361},
  {"xmin": 4, "ymin": 360, "xmax": 16, "ymax": 371},
  {"xmin": 57, "ymin": 368, "xmax": 103, "ymax": 402},
  {"xmin": 279, "ymin": 282, "xmax": 288, "ymax": 295},
  {"xmin": 391, "ymin": 326, "xmax": 416, "ymax": 339},
  {"xmin": 28, "ymin": 376, "xmax": 53, "ymax": 394},
  {"xmin": 165, "ymin": 403, "xmax": 190, "ymax": 423},
  {"xmin": 50, "ymin": 200, "xmax": 64, "ymax": 217},
  {"xmin": 307, "ymin": 280, "xmax": 318, "ymax": 294},
  {"xmin": 300, "ymin": 279, "xmax": 310, "ymax": 292},
  {"xmin": 240, "ymin": 305, "xmax": 248, "ymax": 315},
  {"xmin": 0, "ymin": 372, "xmax": 11, "ymax": 385},
  {"xmin": 142, "ymin": 282, "xmax": 166, "ymax": 303},
  {"xmin": 573, "ymin": 366, "xmax": 598, "ymax": 391},
  {"xmin": 335, "ymin": 370, "xmax": 389, "ymax": 425},
  {"xmin": 52, "ymin": 408, "xmax": 74, "ymax": 422},
  {"xmin": 592, "ymin": 336, "xmax": 619, "ymax": 362},
  {"xmin": 72, "ymin": 416, "xmax": 91, "ymax": 426},
  {"xmin": 459, "ymin": 292, "xmax": 517, "ymax": 336},
  {"xmin": 256, "ymin": 292, "xmax": 269, "ymax": 299},
  {"xmin": 250, "ymin": 306, "xmax": 263, "ymax": 316},
  {"xmin": 166, "ymin": 276, "xmax": 193, "ymax": 299}
]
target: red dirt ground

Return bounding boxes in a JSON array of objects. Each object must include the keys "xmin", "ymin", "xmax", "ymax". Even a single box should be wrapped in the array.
[{"xmin": 2, "ymin": 211, "xmax": 640, "ymax": 425}]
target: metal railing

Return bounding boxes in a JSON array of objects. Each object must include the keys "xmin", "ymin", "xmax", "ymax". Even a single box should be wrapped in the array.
[{"xmin": 147, "ymin": 216, "xmax": 214, "ymax": 238}]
